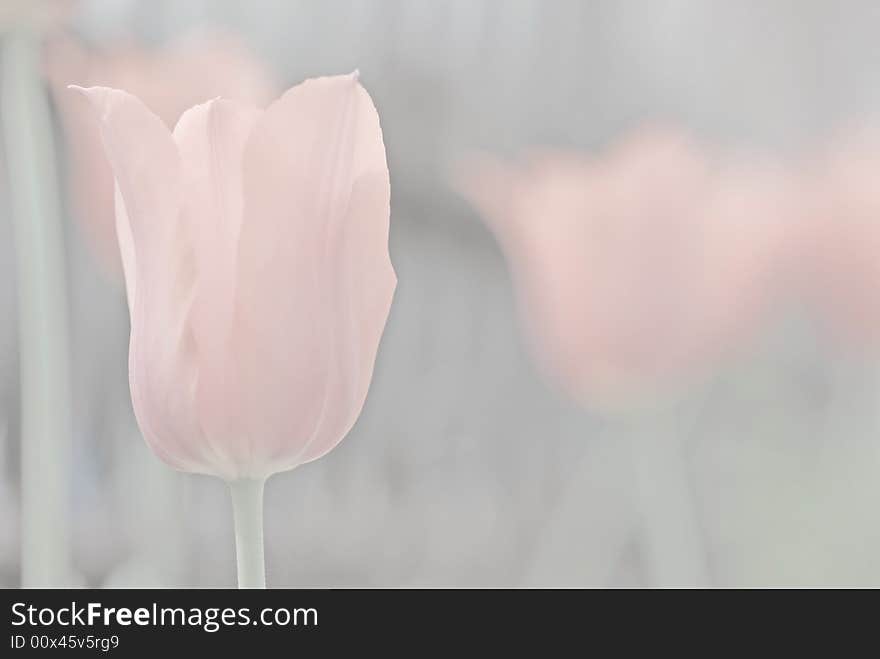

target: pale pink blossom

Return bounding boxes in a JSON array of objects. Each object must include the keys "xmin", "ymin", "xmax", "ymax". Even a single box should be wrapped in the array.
[
  {"xmin": 457, "ymin": 131, "xmax": 796, "ymax": 408},
  {"xmin": 73, "ymin": 72, "xmax": 396, "ymax": 480}
]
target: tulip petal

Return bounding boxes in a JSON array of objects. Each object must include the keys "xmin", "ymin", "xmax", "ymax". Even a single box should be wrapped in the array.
[
  {"xmin": 299, "ymin": 171, "xmax": 396, "ymax": 465},
  {"xmin": 70, "ymin": 86, "xmax": 209, "ymax": 474},
  {"xmin": 113, "ymin": 184, "xmax": 136, "ymax": 310},
  {"xmin": 234, "ymin": 73, "xmax": 395, "ymax": 475},
  {"xmin": 171, "ymin": 98, "xmax": 262, "ymax": 464},
  {"xmin": 68, "ymin": 86, "xmax": 179, "ymax": 295}
]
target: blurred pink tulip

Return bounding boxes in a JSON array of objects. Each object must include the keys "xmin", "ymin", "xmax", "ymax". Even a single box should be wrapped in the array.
[
  {"xmin": 457, "ymin": 130, "xmax": 796, "ymax": 408},
  {"xmin": 45, "ymin": 31, "xmax": 277, "ymax": 277},
  {"xmin": 802, "ymin": 127, "xmax": 880, "ymax": 349},
  {"xmin": 72, "ymin": 72, "xmax": 396, "ymax": 480}
]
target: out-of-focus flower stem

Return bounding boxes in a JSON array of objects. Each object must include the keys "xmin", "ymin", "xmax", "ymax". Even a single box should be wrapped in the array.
[
  {"xmin": 229, "ymin": 477, "xmax": 267, "ymax": 588},
  {"xmin": 1, "ymin": 29, "xmax": 73, "ymax": 586},
  {"xmin": 626, "ymin": 410, "xmax": 709, "ymax": 586}
]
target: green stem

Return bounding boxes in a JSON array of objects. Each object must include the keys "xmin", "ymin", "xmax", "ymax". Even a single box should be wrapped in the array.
[
  {"xmin": 229, "ymin": 478, "xmax": 267, "ymax": 589},
  {"xmin": 626, "ymin": 409, "xmax": 709, "ymax": 586}
]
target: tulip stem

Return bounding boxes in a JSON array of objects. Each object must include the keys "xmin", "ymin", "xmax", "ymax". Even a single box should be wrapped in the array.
[
  {"xmin": 625, "ymin": 410, "xmax": 709, "ymax": 586},
  {"xmin": 2, "ymin": 29, "xmax": 73, "ymax": 586},
  {"xmin": 229, "ymin": 478, "xmax": 267, "ymax": 588}
]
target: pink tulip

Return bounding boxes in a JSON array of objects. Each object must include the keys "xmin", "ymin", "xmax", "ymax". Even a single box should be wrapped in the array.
[
  {"xmin": 457, "ymin": 130, "xmax": 796, "ymax": 408},
  {"xmin": 73, "ymin": 72, "xmax": 395, "ymax": 587},
  {"xmin": 457, "ymin": 131, "xmax": 797, "ymax": 585},
  {"xmin": 71, "ymin": 72, "xmax": 396, "ymax": 481},
  {"xmin": 45, "ymin": 31, "xmax": 277, "ymax": 277},
  {"xmin": 802, "ymin": 126, "xmax": 880, "ymax": 349}
]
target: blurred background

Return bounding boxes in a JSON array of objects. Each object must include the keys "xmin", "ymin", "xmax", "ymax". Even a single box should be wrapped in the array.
[{"xmin": 2, "ymin": 0, "xmax": 880, "ymax": 587}]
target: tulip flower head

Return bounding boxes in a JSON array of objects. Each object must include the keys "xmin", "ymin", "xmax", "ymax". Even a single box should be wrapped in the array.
[
  {"xmin": 457, "ymin": 131, "xmax": 795, "ymax": 409},
  {"xmin": 72, "ymin": 72, "xmax": 396, "ymax": 481},
  {"xmin": 46, "ymin": 32, "xmax": 277, "ymax": 277}
]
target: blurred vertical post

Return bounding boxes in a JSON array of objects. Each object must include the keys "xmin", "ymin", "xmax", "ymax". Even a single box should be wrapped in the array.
[{"xmin": 2, "ymin": 28, "xmax": 73, "ymax": 586}]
